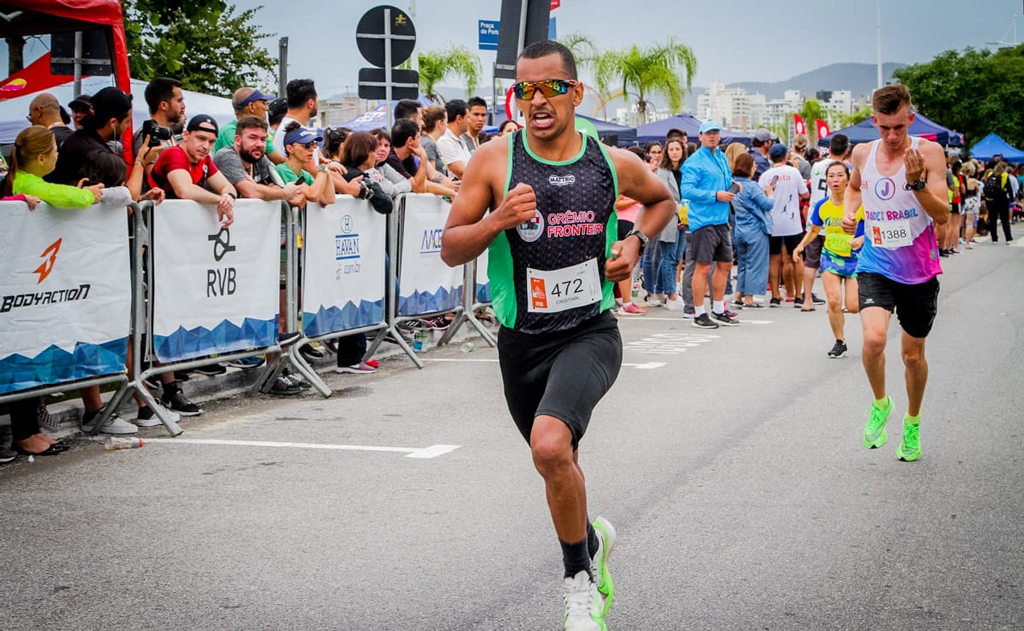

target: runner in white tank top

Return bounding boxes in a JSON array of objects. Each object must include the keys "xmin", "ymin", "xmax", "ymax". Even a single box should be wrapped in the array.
[{"xmin": 842, "ymin": 84, "xmax": 950, "ymax": 463}]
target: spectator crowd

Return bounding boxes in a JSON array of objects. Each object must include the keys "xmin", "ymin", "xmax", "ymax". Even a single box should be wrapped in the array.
[{"xmin": 1, "ymin": 76, "xmax": 1021, "ymax": 464}]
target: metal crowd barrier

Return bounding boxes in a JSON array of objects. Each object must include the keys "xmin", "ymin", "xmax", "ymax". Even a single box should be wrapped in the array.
[
  {"xmin": 363, "ymin": 194, "xmax": 466, "ymax": 369},
  {"xmin": 0, "ymin": 200, "xmax": 136, "ymax": 434}
]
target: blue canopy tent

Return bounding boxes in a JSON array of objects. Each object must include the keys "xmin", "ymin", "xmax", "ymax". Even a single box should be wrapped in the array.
[
  {"xmin": 968, "ymin": 133, "xmax": 1024, "ymax": 162},
  {"xmin": 338, "ymin": 95, "xmax": 434, "ymax": 131},
  {"xmin": 575, "ymin": 114, "xmax": 636, "ymax": 146},
  {"xmin": 635, "ymin": 113, "xmax": 749, "ymax": 146},
  {"xmin": 819, "ymin": 111, "xmax": 963, "ymax": 147}
]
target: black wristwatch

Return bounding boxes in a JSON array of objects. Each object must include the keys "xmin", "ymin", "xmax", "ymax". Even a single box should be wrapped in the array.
[
  {"xmin": 909, "ymin": 178, "xmax": 927, "ymax": 191},
  {"xmin": 625, "ymin": 229, "xmax": 649, "ymax": 254}
]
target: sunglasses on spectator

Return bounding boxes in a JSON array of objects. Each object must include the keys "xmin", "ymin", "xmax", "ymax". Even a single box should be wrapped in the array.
[
  {"xmin": 512, "ymin": 79, "xmax": 578, "ymax": 100},
  {"xmin": 295, "ymin": 141, "xmax": 316, "ymax": 149}
]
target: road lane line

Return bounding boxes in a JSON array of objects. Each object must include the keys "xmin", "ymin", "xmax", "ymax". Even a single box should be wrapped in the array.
[
  {"xmin": 422, "ymin": 358, "xmax": 665, "ymax": 370},
  {"xmin": 146, "ymin": 438, "xmax": 461, "ymax": 459}
]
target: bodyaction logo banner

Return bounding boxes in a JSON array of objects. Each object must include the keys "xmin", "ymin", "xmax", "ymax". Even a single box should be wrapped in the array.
[
  {"xmin": 302, "ymin": 198, "xmax": 386, "ymax": 337},
  {"xmin": 398, "ymin": 194, "xmax": 464, "ymax": 316},
  {"xmin": 0, "ymin": 201, "xmax": 130, "ymax": 395},
  {"xmin": 151, "ymin": 199, "xmax": 279, "ymax": 362}
]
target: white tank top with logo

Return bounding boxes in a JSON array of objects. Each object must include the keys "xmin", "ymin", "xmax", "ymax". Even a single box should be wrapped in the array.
[{"xmin": 857, "ymin": 138, "xmax": 942, "ymax": 284}]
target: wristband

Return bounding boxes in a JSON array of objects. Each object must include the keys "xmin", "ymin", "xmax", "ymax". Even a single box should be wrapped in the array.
[{"xmin": 227, "ymin": 192, "xmax": 237, "ymax": 199}]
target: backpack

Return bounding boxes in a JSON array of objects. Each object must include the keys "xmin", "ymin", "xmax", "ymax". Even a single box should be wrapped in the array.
[{"xmin": 984, "ymin": 174, "xmax": 1003, "ymax": 203}]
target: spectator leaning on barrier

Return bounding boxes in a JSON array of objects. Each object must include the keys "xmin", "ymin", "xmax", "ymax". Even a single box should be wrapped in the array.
[
  {"xmin": 149, "ymin": 114, "xmax": 236, "ymax": 226},
  {"xmin": 48, "ymin": 86, "xmax": 132, "ymax": 186},
  {"xmin": 214, "ymin": 87, "xmax": 286, "ymax": 165},
  {"xmin": 275, "ymin": 122, "xmax": 335, "ymax": 207},
  {"xmin": 68, "ymin": 94, "xmax": 91, "ymax": 131},
  {"xmin": 322, "ymin": 127, "xmax": 366, "ymax": 198},
  {"xmin": 213, "ymin": 115, "xmax": 299, "ymax": 204},
  {"xmin": 368, "ymin": 129, "xmax": 414, "ymax": 198},
  {"xmin": 437, "ymin": 99, "xmax": 472, "ymax": 179},
  {"xmin": 28, "ymin": 93, "xmax": 73, "ymax": 148},
  {"xmin": 462, "ymin": 96, "xmax": 488, "ymax": 154},
  {"xmin": 385, "ymin": 118, "xmax": 429, "ymax": 192}
]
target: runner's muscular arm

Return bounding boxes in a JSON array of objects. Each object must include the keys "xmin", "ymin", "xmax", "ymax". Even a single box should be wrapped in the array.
[
  {"xmin": 605, "ymin": 148, "xmax": 675, "ymax": 282},
  {"xmin": 441, "ymin": 139, "xmax": 534, "ymax": 266},
  {"xmin": 842, "ymin": 143, "xmax": 868, "ymax": 234},
  {"xmin": 908, "ymin": 141, "xmax": 950, "ymax": 225}
]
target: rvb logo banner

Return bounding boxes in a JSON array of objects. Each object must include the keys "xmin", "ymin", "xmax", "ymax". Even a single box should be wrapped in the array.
[
  {"xmin": 0, "ymin": 201, "xmax": 131, "ymax": 395},
  {"xmin": 151, "ymin": 199, "xmax": 280, "ymax": 362},
  {"xmin": 301, "ymin": 198, "xmax": 386, "ymax": 337},
  {"xmin": 398, "ymin": 194, "xmax": 464, "ymax": 316}
]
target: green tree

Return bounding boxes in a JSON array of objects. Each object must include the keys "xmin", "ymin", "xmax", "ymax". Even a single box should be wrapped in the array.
[
  {"xmin": 799, "ymin": 98, "xmax": 825, "ymax": 144},
  {"xmin": 894, "ymin": 44, "xmax": 1024, "ymax": 149},
  {"xmin": 123, "ymin": 0, "xmax": 276, "ymax": 97},
  {"xmin": 592, "ymin": 37, "xmax": 697, "ymax": 125},
  {"xmin": 414, "ymin": 46, "xmax": 481, "ymax": 103},
  {"xmin": 840, "ymin": 106, "xmax": 873, "ymax": 128}
]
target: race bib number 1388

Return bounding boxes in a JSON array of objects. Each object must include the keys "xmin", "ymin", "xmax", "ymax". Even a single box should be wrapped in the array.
[
  {"xmin": 871, "ymin": 219, "xmax": 913, "ymax": 249},
  {"xmin": 527, "ymin": 259, "xmax": 603, "ymax": 313}
]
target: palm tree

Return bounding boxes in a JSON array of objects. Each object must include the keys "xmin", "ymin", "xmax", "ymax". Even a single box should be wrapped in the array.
[
  {"xmin": 799, "ymin": 99, "xmax": 825, "ymax": 143},
  {"xmin": 592, "ymin": 37, "xmax": 697, "ymax": 125},
  {"xmin": 415, "ymin": 46, "xmax": 482, "ymax": 103}
]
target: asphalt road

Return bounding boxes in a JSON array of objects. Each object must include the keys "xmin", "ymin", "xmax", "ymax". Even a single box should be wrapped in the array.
[{"xmin": 2, "ymin": 233, "xmax": 1023, "ymax": 631}]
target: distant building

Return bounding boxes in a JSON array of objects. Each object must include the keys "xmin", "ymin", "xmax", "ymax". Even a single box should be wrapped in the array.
[
  {"xmin": 764, "ymin": 89, "xmax": 803, "ymax": 132},
  {"xmin": 697, "ymin": 81, "xmax": 766, "ymax": 133},
  {"xmin": 321, "ymin": 91, "xmax": 363, "ymax": 127}
]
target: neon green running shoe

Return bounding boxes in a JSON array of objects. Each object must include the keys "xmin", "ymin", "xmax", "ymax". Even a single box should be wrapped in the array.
[
  {"xmin": 590, "ymin": 517, "xmax": 617, "ymax": 617},
  {"xmin": 864, "ymin": 397, "xmax": 892, "ymax": 449},
  {"xmin": 897, "ymin": 421, "xmax": 921, "ymax": 462}
]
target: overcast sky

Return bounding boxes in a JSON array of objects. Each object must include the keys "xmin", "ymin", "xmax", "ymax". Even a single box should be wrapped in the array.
[{"xmin": 241, "ymin": 0, "xmax": 1020, "ymax": 98}]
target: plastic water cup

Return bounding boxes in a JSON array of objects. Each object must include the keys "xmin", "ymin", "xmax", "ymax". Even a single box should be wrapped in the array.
[{"xmin": 461, "ymin": 342, "xmax": 475, "ymax": 353}]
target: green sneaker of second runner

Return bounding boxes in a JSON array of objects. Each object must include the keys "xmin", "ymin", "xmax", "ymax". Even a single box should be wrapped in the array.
[
  {"xmin": 897, "ymin": 420, "xmax": 921, "ymax": 462},
  {"xmin": 863, "ymin": 397, "xmax": 892, "ymax": 449},
  {"xmin": 590, "ymin": 516, "xmax": 617, "ymax": 617}
]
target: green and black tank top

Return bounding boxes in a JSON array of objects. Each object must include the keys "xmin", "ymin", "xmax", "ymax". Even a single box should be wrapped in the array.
[{"xmin": 488, "ymin": 130, "xmax": 619, "ymax": 334}]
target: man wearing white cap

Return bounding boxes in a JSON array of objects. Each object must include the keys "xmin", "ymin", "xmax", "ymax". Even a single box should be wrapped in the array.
[{"xmin": 679, "ymin": 121, "xmax": 740, "ymax": 329}]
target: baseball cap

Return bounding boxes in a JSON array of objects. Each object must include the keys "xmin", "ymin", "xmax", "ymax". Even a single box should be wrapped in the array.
[
  {"xmin": 698, "ymin": 121, "xmax": 721, "ymax": 134},
  {"xmin": 233, "ymin": 88, "xmax": 275, "ymax": 110},
  {"xmin": 91, "ymin": 87, "xmax": 132, "ymax": 121},
  {"xmin": 268, "ymin": 97, "xmax": 288, "ymax": 118},
  {"xmin": 769, "ymin": 143, "xmax": 789, "ymax": 160},
  {"xmin": 283, "ymin": 125, "xmax": 322, "ymax": 146},
  {"xmin": 186, "ymin": 114, "xmax": 219, "ymax": 135},
  {"xmin": 753, "ymin": 129, "xmax": 773, "ymax": 144},
  {"xmin": 68, "ymin": 94, "xmax": 92, "ymax": 112}
]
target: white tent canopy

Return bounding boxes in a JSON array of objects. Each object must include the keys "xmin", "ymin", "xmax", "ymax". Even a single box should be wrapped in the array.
[{"xmin": 0, "ymin": 76, "xmax": 236, "ymax": 145}]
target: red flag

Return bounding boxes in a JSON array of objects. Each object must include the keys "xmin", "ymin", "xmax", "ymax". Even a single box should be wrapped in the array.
[
  {"xmin": 550, "ymin": 0, "xmax": 560, "ymax": 8},
  {"xmin": 815, "ymin": 119, "xmax": 830, "ymax": 139},
  {"xmin": 793, "ymin": 114, "xmax": 806, "ymax": 136}
]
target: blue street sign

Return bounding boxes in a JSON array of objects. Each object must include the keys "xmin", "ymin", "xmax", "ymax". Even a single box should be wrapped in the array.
[
  {"xmin": 549, "ymin": 16, "xmax": 556, "ymax": 40},
  {"xmin": 479, "ymin": 20, "xmax": 499, "ymax": 50}
]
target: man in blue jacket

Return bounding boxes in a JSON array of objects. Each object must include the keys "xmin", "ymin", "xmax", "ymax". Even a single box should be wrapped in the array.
[{"xmin": 680, "ymin": 121, "xmax": 739, "ymax": 329}]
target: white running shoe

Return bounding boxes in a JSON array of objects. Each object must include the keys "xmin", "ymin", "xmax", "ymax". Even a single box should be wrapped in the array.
[
  {"xmin": 562, "ymin": 569, "xmax": 606, "ymax": 631},
  {"xmin": 81, "ymin": 411, "xmax": 138, "ymax": 434},
  {"xmin": 664, "ymin": 296, "xmax": 685, "ymax": 311}
]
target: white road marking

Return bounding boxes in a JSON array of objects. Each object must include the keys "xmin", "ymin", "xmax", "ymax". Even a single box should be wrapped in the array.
[
  {"xmin": 619, "ymin": 316, "xmax": 773, "ymax": 324},
  {"xmin": 624, "ymin": 332, "xmax": 720, "ymax": 355},
  {"xmin": 1009, "ymin": 239, "xmax": 1024, "ymax": 248},
  {"xmin": 422, "ymin": 358, "xmax": 665, "ymax": 370},
  {"xmin": 145, "ymin": 438, "xmax": 461, "ymax": 459}
]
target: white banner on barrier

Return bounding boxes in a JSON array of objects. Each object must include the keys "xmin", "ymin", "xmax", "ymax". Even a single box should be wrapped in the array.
[
  {"xmin": 0, "ymin": 201, "xmax": 130, "ymax": 395},
  {"xmin": 399, "ymin": 194, "xmax": 463, "ymax": 316},
  {"xmin": 475, "ymin": 245, "xmax": 491, "ymax": 304},
  {"xmin": 302, "ymin": 198, "xmax": 386, "ymax": 337},
  {"xmin": 151, "ymin": 199, "xmax": 280, "ymax": 362}
]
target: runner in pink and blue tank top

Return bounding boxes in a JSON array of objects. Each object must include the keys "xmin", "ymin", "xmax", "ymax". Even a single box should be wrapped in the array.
[{"xmin": 842, "ymin": 84, "xmax": 950, "ymax": 464}]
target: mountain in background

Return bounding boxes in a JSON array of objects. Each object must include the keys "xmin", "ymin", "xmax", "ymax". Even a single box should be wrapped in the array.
[{"xmin": 682, "ymin": 62, "xmax": 906, "ymax": 113}]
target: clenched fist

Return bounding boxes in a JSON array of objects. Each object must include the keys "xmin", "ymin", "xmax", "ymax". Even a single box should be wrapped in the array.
[{"xmin": 494, "ymin": 182, "xmax": 538, "ymax": 231}]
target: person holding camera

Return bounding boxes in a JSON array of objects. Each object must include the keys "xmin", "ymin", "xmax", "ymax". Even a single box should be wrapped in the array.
[{"xmin": 131, "ymin": 77, "xmax": 186, "ymax": 177}]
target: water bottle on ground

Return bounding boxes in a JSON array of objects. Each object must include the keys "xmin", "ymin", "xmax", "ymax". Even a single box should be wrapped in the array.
[
  {"xmin": 461, "ymin": 342, "xmax": 475, "ymax": 353},
  {"xmin": 104, "ymin": 437, "xmax": 144, "ymax": 451}
]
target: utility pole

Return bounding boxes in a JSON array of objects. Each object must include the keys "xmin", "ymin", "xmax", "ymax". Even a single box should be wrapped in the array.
[
  {"xmin": 279, "ymin": 37, "xmax": 289, "ymax": 97},
  {"xmin": 876, "ymin": 0, "xmax": 883, "ymax": 89}
]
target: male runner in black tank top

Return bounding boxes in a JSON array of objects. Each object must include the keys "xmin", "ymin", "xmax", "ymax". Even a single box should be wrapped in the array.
[{"xmin": 442, "ymin": 41, "xmax": 675, "ymax": 631}]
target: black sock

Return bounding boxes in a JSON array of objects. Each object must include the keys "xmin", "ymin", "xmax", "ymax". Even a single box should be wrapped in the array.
[
  {"xmin": 587, "ymin": 521, "xmax": 599, "ymax": 559},
  {"xmin": 560, "ymin": 537, "xmax": 592, "ymax": 580},
  {"xmin": 162, "ymin": 381, "xmax": 180, "ymax": 398}
]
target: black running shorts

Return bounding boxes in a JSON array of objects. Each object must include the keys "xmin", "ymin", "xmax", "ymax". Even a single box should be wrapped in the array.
[
  {"xmin": 497, "ymin": 310, "xmax": 622, "ymax": 450},
  {"xmin": 857, "ymin": 272, "xmax": 940, "ymax": 338},
  {"xmin": 769, "ymin": 233, "xmax": 803, "ymax": 255}
]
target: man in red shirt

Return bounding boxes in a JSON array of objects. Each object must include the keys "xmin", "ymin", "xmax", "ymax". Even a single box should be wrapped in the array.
[{"xmin": 150, "ymin": 114, "xmax": 236, "ymax": 226}]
